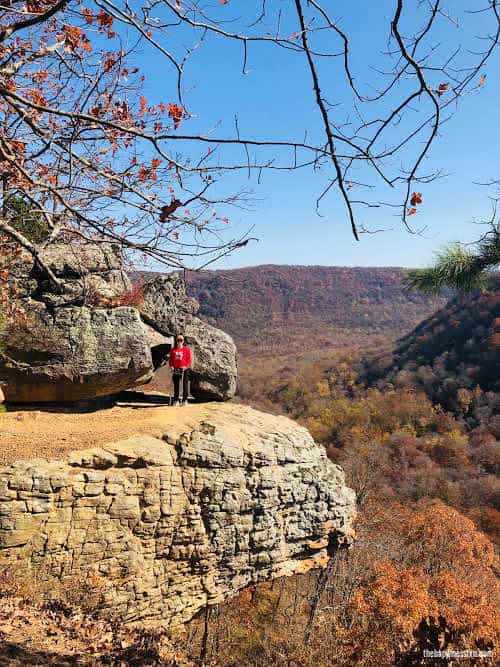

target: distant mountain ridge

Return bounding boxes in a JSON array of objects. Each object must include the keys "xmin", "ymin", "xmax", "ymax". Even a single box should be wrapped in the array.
[
  {"xmin": 135, "ymin": 264, "xmax": 451, "ymax": 408},
  {"xmin": 178, "ymin": 265, "xmax": 449, "ymax": 343}
]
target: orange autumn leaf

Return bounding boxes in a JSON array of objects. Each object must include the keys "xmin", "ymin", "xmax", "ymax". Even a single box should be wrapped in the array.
[
  {"xmin": 408, "ymin": 207, "xmax": 417, "ymax": 216},
  {"xmin": 96, "ymin": 9, "xmax": 115, "ymax": 38},
  {"xmin": 168, "ymin": 103, "xmax": 184, "ymax": 129},
  {"xmin": 437, "ymin": 82, "xmax": 448, "ymax": 96},
  {"xmin": 97, "ymin": 10, "xmax": 112, "ymax": 29},
  {"xmin": 479, "ymin": 74, "xmax": 487, "ymax": 86},
  {"xmin": 138, "ymin": 166, "xmax": 149, "ymax": 182},
  {"xmin": 160, "ymin": 198, "xmax": 182, "ymax": 222},
  {"xmin": 82, "ymin": 7, "xmax": 94, "ymax": 24},
  {"xmin": 58, "ymin": 25, "xmax": 92, "ymax": 53},
  {"xmin": 410, "ymin": 192, "xmax": 422, "ymax": 206},
  {"xmin": 103, "ymin": 54, "xmax": 117, "ymax": 72}
]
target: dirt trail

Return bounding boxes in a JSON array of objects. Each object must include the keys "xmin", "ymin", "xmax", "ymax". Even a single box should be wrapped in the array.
[{"xmin": 0, "ymin": 393, "xmax": 243, "ymax": 465}]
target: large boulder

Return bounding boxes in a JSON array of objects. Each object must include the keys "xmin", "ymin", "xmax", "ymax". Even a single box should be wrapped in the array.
[
  {"xmin": 1, "ymin": 243, "xmax": 155, "ymax": 402},
  {"xmin": 11, "ymin": 240, "xmax": 131, "ymax": 306},
  {"xmin": 1, "ymin": 304, "xmax": 154, "ymax": 402},
  {"xmin": 0, "ymin": 241, "xmax": 236, "ymax": 402},
  {"xmin": 141, "ymin": 275, "xmax": 238, "ymax": 401}
]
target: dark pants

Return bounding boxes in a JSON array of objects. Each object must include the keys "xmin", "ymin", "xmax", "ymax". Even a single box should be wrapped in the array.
[{"xmin": 173, "ymin": 369, "xmax": 190, "ymax": 401}]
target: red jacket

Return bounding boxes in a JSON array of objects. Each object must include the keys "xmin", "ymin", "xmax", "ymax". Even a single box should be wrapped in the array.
[{"xmin": 169, "ymin": 345, "xmax": 192, "ymax": 369}]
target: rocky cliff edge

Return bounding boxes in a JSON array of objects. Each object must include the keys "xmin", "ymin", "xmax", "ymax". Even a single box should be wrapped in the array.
[{"xmin": 0, "ymin": 404, "xmax": 355, "ymax": 627}]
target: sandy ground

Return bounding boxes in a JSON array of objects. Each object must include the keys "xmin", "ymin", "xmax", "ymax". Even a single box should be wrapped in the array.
[
  {"xmin": 0, "ymin": 392, "xmax": 243, "ymax": 466},
  {"xmin": 0, "ymin": 391, "xmax": 293, "ymax": 467}
]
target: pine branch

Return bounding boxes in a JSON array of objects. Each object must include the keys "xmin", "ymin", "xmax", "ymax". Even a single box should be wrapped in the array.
[{"xmin": 406, "ymin": 230, "xmax": 499, "ymax": 293}]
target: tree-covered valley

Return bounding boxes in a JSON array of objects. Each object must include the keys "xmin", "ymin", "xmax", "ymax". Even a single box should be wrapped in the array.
[
  {"xmin": 148, "ymin": 266, "xmax": 499, "ymax": 666},
  {"xmin": 0, "ymin": 0, "xmax": 499, "ymax": 663}
]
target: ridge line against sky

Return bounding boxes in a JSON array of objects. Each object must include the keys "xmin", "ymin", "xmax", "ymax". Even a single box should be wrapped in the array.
[{"xmin": 141, "ymin": 263, "xmax": 441, "ymax": 273}]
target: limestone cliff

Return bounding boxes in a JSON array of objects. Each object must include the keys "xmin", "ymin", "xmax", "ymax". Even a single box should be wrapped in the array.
[{"xmin": 0, "ymin": 405, "xmax": 355, "ymax": 627}]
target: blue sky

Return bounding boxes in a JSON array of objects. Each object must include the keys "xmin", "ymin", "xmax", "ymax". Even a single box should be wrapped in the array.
[{"xmin": 138, "ymin": 0, "xmax": 500, "ymax": 270}]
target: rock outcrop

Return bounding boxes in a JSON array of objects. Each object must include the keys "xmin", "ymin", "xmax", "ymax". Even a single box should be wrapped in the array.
[
  {"xmin": 0, "ymin": 405, "xmax": 355, "ymax": 627},
  {"xmin": 1, "ymin": 303, "xmax": 155, "ymax": 403},
  {"xmin": 142, "ymin": 276, "xmax": 237, "ymax": 401},
  {"xmin": 0, "ymin": 241, "xmax": 237, "ymax": 402}
]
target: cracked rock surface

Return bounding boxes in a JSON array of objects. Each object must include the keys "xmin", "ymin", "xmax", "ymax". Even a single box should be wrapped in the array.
[
  {"xmin": 0, "ymin": 405, "xmax": 355, "ymax": 627},
  {"xmin": 0, "ymin": 241, "xmax": 237, "ymax": 402}
]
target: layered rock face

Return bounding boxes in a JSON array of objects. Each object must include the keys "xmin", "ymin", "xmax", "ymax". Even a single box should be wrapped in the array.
[
  {"xmin": 0, "ymin": 241, "xmax": 237, "ymax": 402},
  {"xmin": 0, "ymin": 405, "xmax": 355, "ymax": 627}
]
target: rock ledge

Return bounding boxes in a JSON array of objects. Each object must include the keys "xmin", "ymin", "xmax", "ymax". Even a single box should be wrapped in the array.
[
  {"xmin": 0, "ymin": 406, "xmax": 355, "ymax": 626},
  {"xmin": 0, "ymin": 241, "xmax": 237, "ymax": 402}
]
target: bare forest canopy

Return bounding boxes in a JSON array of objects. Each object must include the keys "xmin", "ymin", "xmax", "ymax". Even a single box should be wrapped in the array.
[
  {"xmin": 182, "ymin": 265, "xmax": 450, "ymax": 341},
  {"xmin": 0, "ymin": 0, "xmax": 499, "ymax": 284}
]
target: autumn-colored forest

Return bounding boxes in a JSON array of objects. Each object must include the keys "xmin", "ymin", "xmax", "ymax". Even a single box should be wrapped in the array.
[
  {"xmin": 0, "ymin": 0, "xmax": 498, "ymax": 659},
  {"xmin": 183, "ymin": 265, "xmax": 452, "ymax": 417},
  {"xmin": 0, "ymin": 265, "xmax": 497, "ymax": 665},
  {"xmin": 50, "ymin": 272, "xmax": 496, "ymax": 666},
  {"xmin": 179, "ymin": 278, "xmax": 498, "ymax": 666},
  {"xmin": 66, "ymin": 268, "xmax": 497, "ymax": 665}
]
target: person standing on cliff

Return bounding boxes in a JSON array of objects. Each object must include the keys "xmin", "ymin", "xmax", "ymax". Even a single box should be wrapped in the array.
[{"xmin": 169, "ymin": 334, "xmax": 192, "ymax": 406}]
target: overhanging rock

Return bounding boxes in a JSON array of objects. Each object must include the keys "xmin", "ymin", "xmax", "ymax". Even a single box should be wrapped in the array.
[
  {"xmin": 0, "ymin": 241, "xmax": 237, "ymax": 402},
  {"xmin": 0, "ymin": 405, "xmax": 356, "ymax": 627},
  {"xmin": 141, "ymin": 275, "xmax": 238, "ymax": 401}
]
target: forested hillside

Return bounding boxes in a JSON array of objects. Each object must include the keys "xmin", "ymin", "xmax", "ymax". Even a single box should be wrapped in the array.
[
  {"xmin": 185, "ymin": 265, "xmax": 447, "ymax": 342},
  {"xmin": 176, "ymin": 283, "xmax": 500, "ymax": 666},
  {"xmin": 140, "ymin": 265, "xmax": 448, "ymax": 400},
  {"xmin": 40, "ymin": 266, "xmax": 495, "ymax": 665},
  {"xmin": 363, "ymin": 280, "xmax": 500, "ymax": 426},
  {"xmin": 177, "ymin": 266, "xmax": 497, "ymax": 434},
  {"xmin": 0, "ymin": 0, "xmax": 498, "ymax": 661}
]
